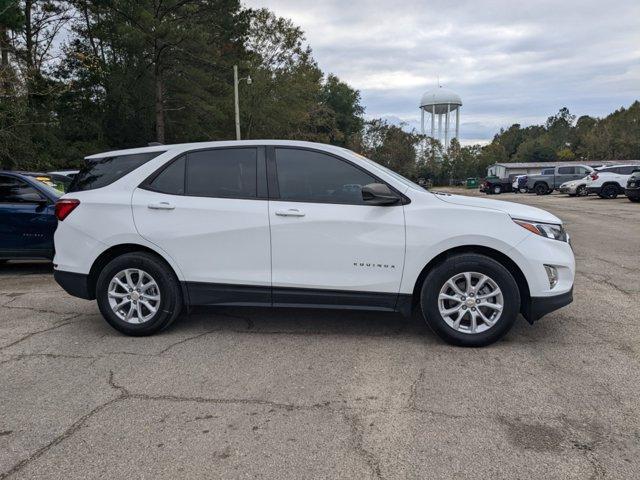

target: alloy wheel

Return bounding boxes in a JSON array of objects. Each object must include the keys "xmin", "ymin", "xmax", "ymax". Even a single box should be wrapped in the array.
[
  {"xmin": 107, "ymin": 268, "xmax": 161, "ymax": 324},
  {"xmin": 438, "ymin": 272, "xmax": 504, "ymax": 334}
]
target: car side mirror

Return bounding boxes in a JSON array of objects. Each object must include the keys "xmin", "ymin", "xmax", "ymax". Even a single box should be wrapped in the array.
[{"xmin": 361, "ymin": 183, "xmax": 399, "ymax": 206}]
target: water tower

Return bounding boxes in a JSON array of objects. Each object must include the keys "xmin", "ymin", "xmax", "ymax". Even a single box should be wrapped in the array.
[{"xmin": 420, "ymin": 86, "xmax": 462, "ymax": 149}]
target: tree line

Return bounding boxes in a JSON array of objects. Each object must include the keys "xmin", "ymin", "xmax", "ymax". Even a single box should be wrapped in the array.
[
  {"xmin": 0, "ymin": 0, "xmax": 366, "ymax": 171},
  {"xmin": 1, "ymin": 1, "xmax": 638, "ymax": 186}
]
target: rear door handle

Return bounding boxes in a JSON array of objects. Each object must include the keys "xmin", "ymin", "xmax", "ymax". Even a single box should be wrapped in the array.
[
  {"xmin": 147, "ymin": 202, "xmax": 175, "ymax": 210},
  {"xmin": 275, "ymin": 208, "xmax": 305, "ymax": 217}
]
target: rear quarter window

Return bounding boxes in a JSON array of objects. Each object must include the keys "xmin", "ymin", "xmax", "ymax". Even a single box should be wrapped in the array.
[{"xmin": 70, "ymin": 152, "xmax": 164, "ymax": 192}]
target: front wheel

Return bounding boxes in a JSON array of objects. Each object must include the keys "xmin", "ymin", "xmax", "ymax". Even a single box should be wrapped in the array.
[
  {"xmin": 420, "ymin": 253, "xmax": 520, "ymax": 347},
  {"xmin": 492, "ymin": 185, "xmax": 502, "ymax": 194},
  {"xmin": 576, "ymin": 185, "xmax": 588, "ymax": 196},
  {"xmin": 96, "ymin": 252, "xmax": 182, "ymax": 336}
]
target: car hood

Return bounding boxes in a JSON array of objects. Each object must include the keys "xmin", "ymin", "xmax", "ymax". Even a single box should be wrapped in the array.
[{"xmin": 433, "ymin": 193, "xmax": 562, "ymax": 224}]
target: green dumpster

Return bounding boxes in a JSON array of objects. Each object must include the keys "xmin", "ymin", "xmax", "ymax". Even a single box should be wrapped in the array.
[{"xmin": 466, "ymin": 177, "xmax": 478, "ymax": 189}]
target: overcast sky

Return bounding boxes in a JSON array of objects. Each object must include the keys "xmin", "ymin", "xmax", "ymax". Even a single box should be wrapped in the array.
[{"xmin": 244, "ymin": 0, "xmax": 640, "ymax": 144}]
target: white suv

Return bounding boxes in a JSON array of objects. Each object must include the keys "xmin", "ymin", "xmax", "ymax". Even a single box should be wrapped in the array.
[
  {"xmin": 54, "ymin": 141, "xmax": 575, "ymax": 347},
  {"xmin": 587, "ymin": 164, "xmax": 639, "ymax": 199}
]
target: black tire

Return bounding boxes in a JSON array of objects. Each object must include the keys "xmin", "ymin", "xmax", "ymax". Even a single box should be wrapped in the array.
[
  {"xmin": 576, "ymin": 185, "xmax": 587, "ymax": 196},
  {"xmin": 534, "ymin": 183, "xmax": 548, "ymax": 195},
  {"xmin": 492, "ymin": 185, "xmax": 502, "ymax": 194},
  {"xmin": 629, "ymin": 197, "xmax": 640, "ymax": 203},
  {"xmin": 420, "ymin": 253, "xmax": 520, "ymax": 347},
  {"xmin": 600, "ymin": 184, "xmax": 618, "ymax": 199},
  {"xmin": 96, "ymin": 252, "xmax": 182, "ymax": 336}
]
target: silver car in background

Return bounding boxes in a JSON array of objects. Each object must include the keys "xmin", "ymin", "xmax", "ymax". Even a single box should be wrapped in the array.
[{"xmin": 558, "ymin": 177, "xmax": 590, "ymax": 196}]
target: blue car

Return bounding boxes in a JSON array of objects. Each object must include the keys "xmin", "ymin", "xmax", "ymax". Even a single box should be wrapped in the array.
[{"xmin": 0, "ymin": 171, "xmax": 62, "ymax": 261}]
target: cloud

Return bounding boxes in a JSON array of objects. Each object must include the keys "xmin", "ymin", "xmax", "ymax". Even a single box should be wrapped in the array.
[{"xmin": 244, "ymin": 0, "xmax": 640, "ymax": 142}]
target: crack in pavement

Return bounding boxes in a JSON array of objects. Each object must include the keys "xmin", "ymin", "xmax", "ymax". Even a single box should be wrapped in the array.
[
  {"xmin": 0, "ymin": 315, "xmax": 84, "ymax": 353},
  {"xmin": 0, "ymin": 353, "xmax": 95, "ymax": 366},
  {"xmin": 407, "ymin": 368, "xmax": 425, "ymax": 411},
  {"xmin": 580, "ymin": 272, "xmax": 635, "ymax": 297},
  {"xmin": 342, "ymin": 412, "xmax": 385, "ymax": 480}
]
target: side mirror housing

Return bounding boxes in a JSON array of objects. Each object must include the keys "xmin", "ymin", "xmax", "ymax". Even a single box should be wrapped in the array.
[{"xmin": 361, "ymin": 183, "xmax": 399, "ymax": 206}]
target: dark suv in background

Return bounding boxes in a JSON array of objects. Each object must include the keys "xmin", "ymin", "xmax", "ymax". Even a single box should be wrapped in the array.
[{"xmin": 625, "ymin": 169, "xmax": 640, "ymax": 202}]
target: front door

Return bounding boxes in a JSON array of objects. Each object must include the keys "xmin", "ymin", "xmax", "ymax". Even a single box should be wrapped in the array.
[
  {"xmin": 267, "ymin": 147, "xmax": 406, "ymax": 310},
  {"xmin": 0, "ymin": 175, "xmax": 56, "ymax": 258},
  {"xmin": 132, "ymin": 147, "xmax": 272, "ymax": 306}
]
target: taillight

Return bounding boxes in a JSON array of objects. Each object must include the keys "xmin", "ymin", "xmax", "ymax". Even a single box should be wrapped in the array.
[
  {"xmin": 590, "ymin": 173, "xmax": 598, "ymax": 180},
  {"xmin": 55, "ymin": 199, "xmax": 80, "ymax": 221}
]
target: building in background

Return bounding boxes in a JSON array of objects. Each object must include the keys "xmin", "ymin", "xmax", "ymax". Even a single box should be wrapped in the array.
[{"xmin": 419, "ymin": 86, "xmax": 462, "ymax": 150}]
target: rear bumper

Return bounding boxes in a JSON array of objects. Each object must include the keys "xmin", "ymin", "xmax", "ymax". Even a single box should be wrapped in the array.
[
  {"xmin": 54, "ymin": 270, "xmax": 94, "ymax": 300},
  {"xmin": 522, "ymin": 288, "xmax": 573, "ymax": 323}
]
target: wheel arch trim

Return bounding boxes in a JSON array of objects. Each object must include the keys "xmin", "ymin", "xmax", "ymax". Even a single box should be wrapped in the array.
[
  {"xmin": 86, "ymin": 242, "xmax": 187, "ymax": 303},
  {"xmin": 410, "ymin": 245, "xmax": 531, "ymax": 320}
]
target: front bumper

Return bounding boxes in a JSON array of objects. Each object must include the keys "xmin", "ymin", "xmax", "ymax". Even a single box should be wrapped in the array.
[
  {"xmin": 54, "ymin": 270, "xmax": 94, "ymax": 300},
  {"xmin": 522, "ymin": 288, "xmax": 573, "ymax": 323},
  {"xmin": 625, "ymin": 188, "xmax": 640, "ymax": 199}
]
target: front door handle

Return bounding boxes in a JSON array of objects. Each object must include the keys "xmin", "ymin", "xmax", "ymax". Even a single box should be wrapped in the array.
[
  {"xmin": 148, "ymin": 202, "xmax": 175, "ymax": 210},
  {"xmin": 275, "ymin": 208, "xmax": 305, "ymax": 217}
]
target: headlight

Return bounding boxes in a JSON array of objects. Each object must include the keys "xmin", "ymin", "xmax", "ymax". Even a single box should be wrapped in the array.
[{"xmin": 513, "ymin": 219, "xmax": 569, "ymax": 242}]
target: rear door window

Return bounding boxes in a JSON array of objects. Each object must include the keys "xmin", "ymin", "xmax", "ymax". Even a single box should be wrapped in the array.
[
  {"xmin": 185, "ymin": 148, "xmax": 257, "ymax": 199},
  {"xmin": 557, "ymin": 167, "xmax": 574, "ymax": 174},
  {"xmin": 70, "ymin": 152, "xmax": 163, "ymax": 192}
]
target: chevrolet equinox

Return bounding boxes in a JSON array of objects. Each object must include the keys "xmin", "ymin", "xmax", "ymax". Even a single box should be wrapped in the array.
[{"xmin": 53, "ymin": 141, "xmax": 574, "ymax": 346}]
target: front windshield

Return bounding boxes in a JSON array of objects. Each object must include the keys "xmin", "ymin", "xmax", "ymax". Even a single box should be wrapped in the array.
[{"xmin": 344, "ymin": 149, "xmax": 424, "ymax": 191}]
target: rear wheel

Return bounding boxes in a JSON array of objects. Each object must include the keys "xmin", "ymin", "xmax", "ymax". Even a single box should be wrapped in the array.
[
  {"xmin": 599, "ymin": 184, "xmax": 618, "ymax": 199},
  {"xmin": 534, "ymin": 183, "xmax": 548, "ymax": 195},
  {"xmin": 96, "ymin": 252, "xmax": 182, "ymax": 336},
  {"xmin": 420, "ymin": 253, "xmax": 520, "ymax": 347},
  {"xmin": 492, "ymin": 185, "xmax": 502, "ymax": 194}
]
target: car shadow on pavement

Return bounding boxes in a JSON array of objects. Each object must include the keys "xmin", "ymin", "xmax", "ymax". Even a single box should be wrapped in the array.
[{"xmin": 180, "ymin": 305, "xmax": 433, "ymax": 340}]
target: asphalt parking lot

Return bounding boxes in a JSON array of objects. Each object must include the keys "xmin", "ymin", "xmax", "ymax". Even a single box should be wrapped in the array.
[{"xmin": 1, "ymin": 190, "xmax": 639, "ymax": 479}]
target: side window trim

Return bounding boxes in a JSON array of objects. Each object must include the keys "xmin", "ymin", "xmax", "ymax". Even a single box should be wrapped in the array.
[
  {"xmin": 266, "ymin": 146, "xmax": 409, "ymax": 206},
  {"xmin": 140, "ymin": 146, "xmax": 268, "ymax": 200}
]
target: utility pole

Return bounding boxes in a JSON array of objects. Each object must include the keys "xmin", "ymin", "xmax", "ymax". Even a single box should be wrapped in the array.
[
  {"xmin": 233, "ymin": 65, "xmax": 252, "ymax": 140},
  {"xmin": 233, "ymin": 65, "xmax": 240, "ymax": 140}
]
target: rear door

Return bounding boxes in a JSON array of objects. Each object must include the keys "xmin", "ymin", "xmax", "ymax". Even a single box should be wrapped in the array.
[
  {"xmin": 267, "ymin": 147, "xmax": 405, "ymax": 310},
  {"xmin": 132, "ymin": 147, "xmax": 272, "ymax": 305},
  {"xmin": 556, "ymin": 166, "xmax": 576, "ymax": 186},
  {"xmin": 0, "ymin": 175, "xmax": 56, "ymax": 258}
]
